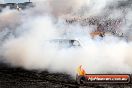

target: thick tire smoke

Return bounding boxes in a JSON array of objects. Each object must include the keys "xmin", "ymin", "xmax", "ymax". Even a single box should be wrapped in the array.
[{"xmin": 0, "ymin": 0, "xmax": 132, "ymax": 76}]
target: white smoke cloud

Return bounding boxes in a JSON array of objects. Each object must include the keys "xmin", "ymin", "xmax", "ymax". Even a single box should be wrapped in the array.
[
  {"xmin": 0, "ymin": 8, "xmax": 21, "ymax": 31},
  {"xmin": 0, "ymin": 0, "xmax": 132, "ymax": 76}
]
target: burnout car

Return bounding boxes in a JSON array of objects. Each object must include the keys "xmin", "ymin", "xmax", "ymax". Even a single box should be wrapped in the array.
[{"xmin": 48, "ymin": 39, "xmax": 82, "ymax": 48}]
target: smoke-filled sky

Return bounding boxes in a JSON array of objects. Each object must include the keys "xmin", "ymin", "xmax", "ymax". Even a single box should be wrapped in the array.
[{"xmin": 0, "ymin": 0, "xmax": 132, "ymax": 76}]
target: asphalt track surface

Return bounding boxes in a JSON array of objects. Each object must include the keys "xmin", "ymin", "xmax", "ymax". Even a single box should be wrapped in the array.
[{"xmin": 0, "ymin": 63, "xmax": 132, "ymax": 88}]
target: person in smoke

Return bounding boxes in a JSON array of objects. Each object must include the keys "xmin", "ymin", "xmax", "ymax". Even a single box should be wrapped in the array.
[
  {"xmin": 90, "ymin": 23, "xmax": 105, "ymax": 38},
  {"xmin": 16, "ymin": 4, "xmax": 22, "ymax": 11}
]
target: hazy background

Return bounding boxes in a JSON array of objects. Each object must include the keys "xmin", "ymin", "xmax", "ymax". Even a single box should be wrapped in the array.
[{"xmin": 0, "ymin": 0, "xmax": 29, "ymax": 3}]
